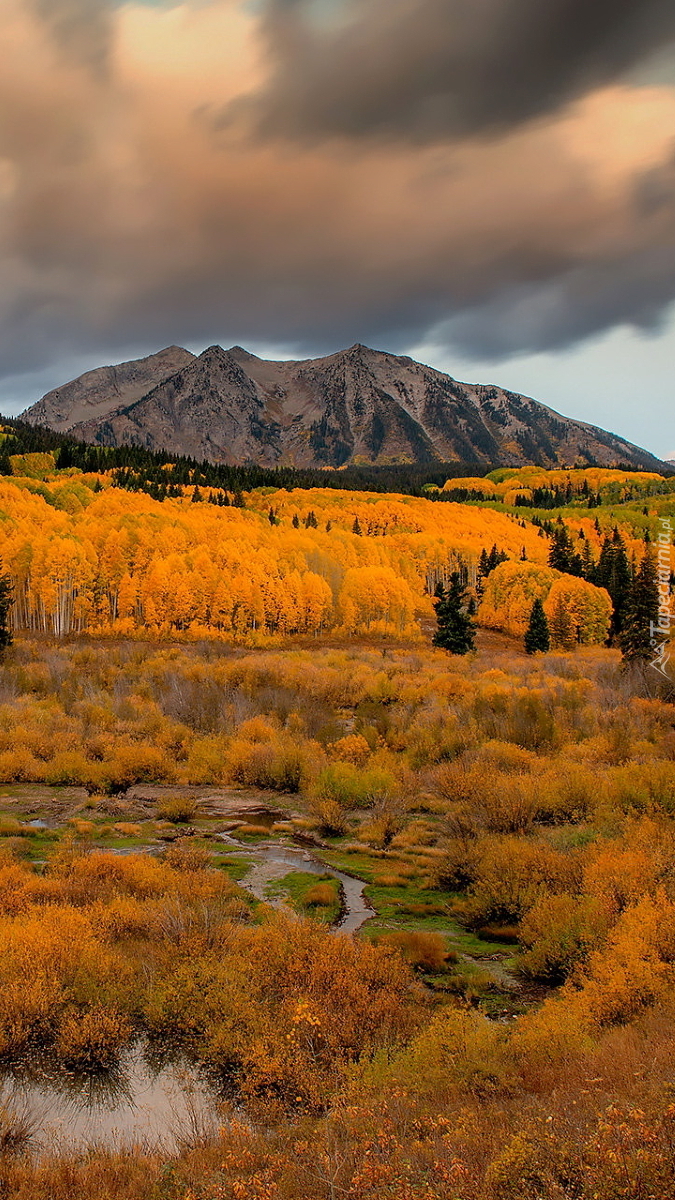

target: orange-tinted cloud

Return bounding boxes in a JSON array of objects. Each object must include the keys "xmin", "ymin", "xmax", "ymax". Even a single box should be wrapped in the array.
[{"xmin": 0, "ymin": 0, "xmax": 674, "ymax": 383}]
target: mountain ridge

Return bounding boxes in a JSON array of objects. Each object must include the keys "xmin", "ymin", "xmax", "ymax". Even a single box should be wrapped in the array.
[{"xmin": 21, "ymin": 342, "xmax": 667, "ymax": 472}]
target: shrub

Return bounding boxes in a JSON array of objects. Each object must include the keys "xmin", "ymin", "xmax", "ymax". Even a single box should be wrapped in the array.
[
  {"xmin": 54, "ymin": 1005, "xmax": 132, "ymax": 1067},
  {"xmin": 307, "ymin": 798, "xmax": 349, "ymax": 837},
  {"xmin": 0, "ymin": 818, "xmax": 27, "ymax": 838},
  {"xmin": 99, "ymin": 744, "xmax": 176, "ymax": 794},
  {"xmin": 328, "ymin": 733, "xmax": 371, "ymax": 767},
  {"xmin": 464, "ymin": 836, "xmax": 578, "ymax": 926},
  {"xmin": 43, "ymin": 751, "xmax": 94, "ymax": 787},
  {"xmin": 227, "ymin": 739, "xmax": 306, "ymax": 792},
  {"xmin": 519, "ymin": 894, "xmax": 606, "ymax": 983},
  {"xmin": 162, "ymin": 843, "xmax": 213, "ymax": 873},
  {"xmin": 0, "ymin": 748, "xmax": 42, "ymax": 783},
  {"xmin": 112, "ymin": 822, "xmax": 143, "ymax": 837},
  {"xmin": 304, "ymin": 882, "xmax": 337, "ymax": 908},
  {"xmin": 379, "ymin": 931, "xmax": 450, "ymax": 972},
  {"xmin": 313, "ymin": 763, "xmax": 397, "ymax": 810},
  {"xmin": 156, "ymin": 797, "xmax": 198, "ymax": 824}
]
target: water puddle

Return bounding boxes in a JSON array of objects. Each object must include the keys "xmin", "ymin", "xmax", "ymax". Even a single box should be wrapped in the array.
[{"xmin": 0, "ymin": 1041, "xmax": 223, "ymax": 1155}]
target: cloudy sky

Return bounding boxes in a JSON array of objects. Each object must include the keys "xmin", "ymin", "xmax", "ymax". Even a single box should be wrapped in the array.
[{"xmin": 1, "ymin": 0, "xmax": 675, "ymax": 457}]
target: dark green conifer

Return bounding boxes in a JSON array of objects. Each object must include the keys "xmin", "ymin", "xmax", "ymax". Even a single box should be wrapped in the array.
[
  {"xmin": 619, "ymin": 546, "xmax": 660, "ymax": 664},
  {"xmin": 524, "ymin": 598, "xmax": 550, "ymax": 654},
  {"xmin": 432, "ymin": 574, "xmax": 476, "ymax": 655},
  {"xmin": 0, "ymin": 575, "xmax": 13, "ymax": 650},
  {"xmin": 596, "ymin": 527, "xmax": 632, "ymax": 640},
  {"xmin": 548, "ymin": 520, "xmax": 582, "ymax": 575},
  {"xmin": 548, "ymin": 595, "xmax": 575, "ymax": 650}
]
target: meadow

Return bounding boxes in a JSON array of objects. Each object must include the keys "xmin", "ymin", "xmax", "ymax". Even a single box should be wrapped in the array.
[
  {"xmin": 0, "ymin": 631, "xmax": 673, "ymax": 1196},
  {"xmin": 0, "ymin": 462, "xmax": 673, "ymax": 1196}
]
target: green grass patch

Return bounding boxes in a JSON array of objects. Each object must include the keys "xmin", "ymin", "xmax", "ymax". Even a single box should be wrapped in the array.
[
  {"xmin": 318, "ymin": 850, "xmax": 393, "ymax": 883},
  {"xmin": 93, "ymin": 836, "xmax": 153, "ymax": 850},
  {"xmin": 214, "ymin": 855, "xmax": 254, "ymax": 881},
  {"xmin": 4, "ymin": 831, "xmax": 60, "ymax": 861},
  {"xmin": 266, "ymin": 871, "xmax": 342, "ymax": 925}
]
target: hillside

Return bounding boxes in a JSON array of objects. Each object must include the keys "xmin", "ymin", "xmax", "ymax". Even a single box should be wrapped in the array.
[
  {"xmin": 21, "ymin": 342, "xmax": 667, "ymax": 472},
  {"xmin": 0, "ymin": 462, "xmax": 665, "ymax": 642},
  {"xmin": 0, "ymin": 474, "xmax": 546, "ymax": 639}
]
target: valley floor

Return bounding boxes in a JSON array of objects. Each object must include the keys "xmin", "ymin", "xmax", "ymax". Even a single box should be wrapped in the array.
[{"xmin": 0, "ymin": 632, "xmax": 674, "ymax": 1197}]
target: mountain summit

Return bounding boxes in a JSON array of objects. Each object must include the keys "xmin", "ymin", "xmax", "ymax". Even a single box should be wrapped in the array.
[{"xmin": 21, "ymin": 343, "xmax": 666, "ymax": 471}]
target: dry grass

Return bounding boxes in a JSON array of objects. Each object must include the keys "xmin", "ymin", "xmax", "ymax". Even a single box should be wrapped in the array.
[
  {"xmin": 303, "ymin": 882, "xmax": 336, "ymax": 908},
  {"xmin": 155, "ymin": 797, "xmax": 198, "ymax": 824}
]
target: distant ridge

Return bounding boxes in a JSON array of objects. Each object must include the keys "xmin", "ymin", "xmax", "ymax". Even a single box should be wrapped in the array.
[{"xmin": 21, "ymin": 342, "xmax": 668, "ymax": 472}]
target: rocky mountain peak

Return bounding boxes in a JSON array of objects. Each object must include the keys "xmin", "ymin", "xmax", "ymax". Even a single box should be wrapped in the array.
[{"xmin": 20, "ymin": 342, "xmax": 668, "ymax": 473}]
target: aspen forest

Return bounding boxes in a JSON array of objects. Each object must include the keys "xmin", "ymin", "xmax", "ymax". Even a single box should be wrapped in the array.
[{"xmin": 0, "ymin": 452, "xmax": 674, "ymax": 1198}]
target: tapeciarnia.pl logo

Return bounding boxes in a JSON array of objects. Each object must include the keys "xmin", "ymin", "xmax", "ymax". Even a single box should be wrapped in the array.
[{"xmin": 651, "ymin": 517, "xmax": 673, "ymax": 679}]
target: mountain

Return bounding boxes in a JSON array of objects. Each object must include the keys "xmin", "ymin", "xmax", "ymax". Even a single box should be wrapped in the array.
[
  {"xmin": 21, "ymin": 342, "xmax": 667, "ymax": 471},
  {"xmin": 24, "ymin": 346, "xmax": 195, "ymax": 434}
]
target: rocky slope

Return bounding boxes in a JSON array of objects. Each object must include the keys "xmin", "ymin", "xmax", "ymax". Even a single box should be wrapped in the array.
[
  {"xmin": 24, "ymin": 346, "xmax": 195, "ymax": 434},
  {"xmin": 21, "ymin": 342, "xmax": 667, "ymax": 470}
]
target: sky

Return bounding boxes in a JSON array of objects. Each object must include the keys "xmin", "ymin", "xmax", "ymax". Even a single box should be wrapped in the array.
[{"xmin": 1, "ymin": 0, "xmax": 675, "ymax": 459}]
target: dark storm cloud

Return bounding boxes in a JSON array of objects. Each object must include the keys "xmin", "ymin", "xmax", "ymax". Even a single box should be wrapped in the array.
[
  {"xmin": 32, "ymin": 0, "xmax": 113, "ymax": 71},
  {"xmin": 434, "ymin": 245, "xmax": 675, "ymax": 361},
  {"xmin": 1, "ymin": 0, "xmax": 675, "ymax": 404},
  {"xmin": 226, "ymin": 0, "xmax": 675, "ymax": 142}
]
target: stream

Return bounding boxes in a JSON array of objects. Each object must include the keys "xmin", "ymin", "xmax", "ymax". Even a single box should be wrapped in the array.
[{"xmin": 218, "ymin": 835, "xmax": 374, "ymax": 934}]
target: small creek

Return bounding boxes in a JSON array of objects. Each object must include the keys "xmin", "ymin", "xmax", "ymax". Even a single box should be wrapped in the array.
[
  {"xmin": 219, "ymin": 836, "xmax": 374, "ymax": 934},
  {"xmin": 0, "ymin": 790, "xmax": 375, "ymax": 1153}
]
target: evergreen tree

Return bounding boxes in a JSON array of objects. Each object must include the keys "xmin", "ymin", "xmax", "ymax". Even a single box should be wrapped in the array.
[
  {"xmin": 352, "ymin": 517, "xmax": 362, "ymax": 536},
  {"xmin": 548, "ymin": 595, "xmax": 575, "ymax": 650},
  {"xmin": 432, "ymin": 574, "xmax": 476, "ymax": 655},
  {"xmin": 596, "ymin": 527, "xmax": 632, "ymax": 640},
  {"xmin": 619, "ymin": 546, "xmax": 660, "ymax": 664},
  {"xmin": 292, "ymin": 513, "xmax": 300, "ymax": 529},
  {"xmin": 580, "ymin": 539, "xmax": 596, "ymax": 582},
  {"xmin": 548, "ymin": 520, "xmax": 583, "ymax": 575},
  {"xmin": 476, "ymin": 547, "xmax": 490, "ymax": 596},
  {"xmin": 524, "ymin": 598, "xmax": 550, "ymax": 654},
  {"xmin": 487, "ymin": 544, "xmax": 508, "ymax": 572},
  {"xmin": 0, "ymin": 575, "xmax": 13, "ymax": 650}
]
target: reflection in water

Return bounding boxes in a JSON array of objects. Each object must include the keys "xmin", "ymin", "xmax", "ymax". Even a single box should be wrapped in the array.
[{"xmin": 0, "ymin": 1040, "xmax": 223, "ymax": 1154}]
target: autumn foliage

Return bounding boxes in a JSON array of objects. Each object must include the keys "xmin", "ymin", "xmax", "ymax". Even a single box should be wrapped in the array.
[
  {"xmin": 0, "ymin": 462, "xmax": 673, "ymax": 1197},
  {"xmin": 0, "ymin": 475, "xmax": 548, "ymax": 639}
]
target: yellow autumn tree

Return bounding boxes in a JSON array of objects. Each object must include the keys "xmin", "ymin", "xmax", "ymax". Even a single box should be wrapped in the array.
[
  {"xmin": 544, "ymin": 576, "xmax": 612, "ymax": 646},
  {"xmin": 478, "ymin": 561, "xmax": 560, "ymax": 637},
  {"xmin": 339, "ymin": 567, "xmax": 417, "ymax": 635}
]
